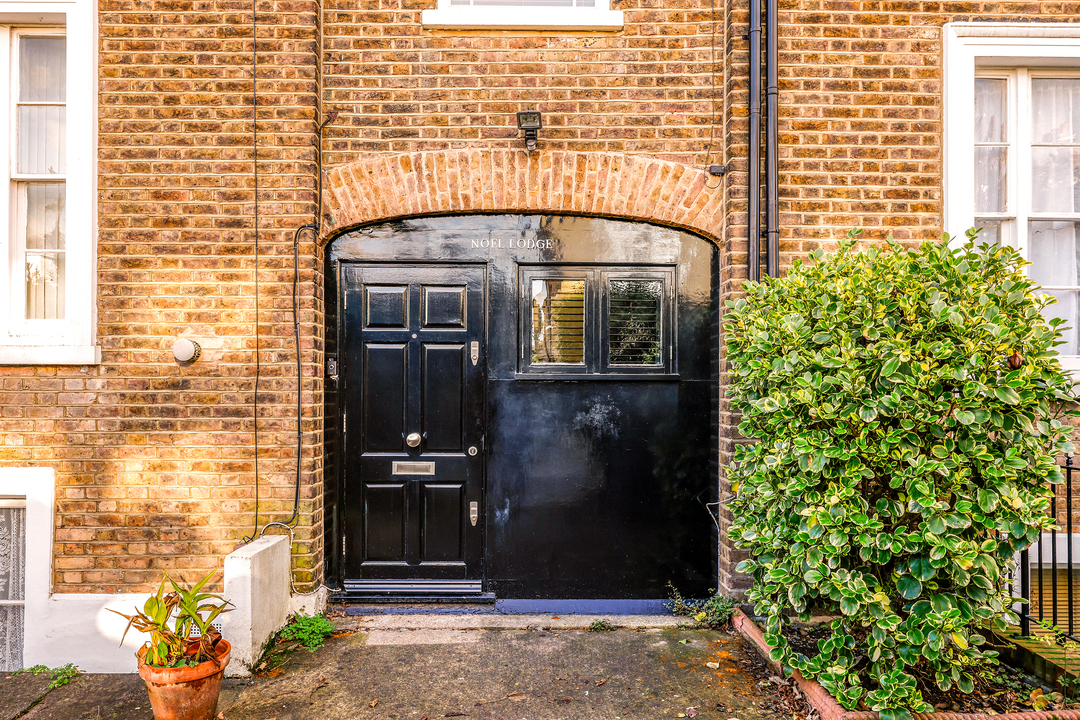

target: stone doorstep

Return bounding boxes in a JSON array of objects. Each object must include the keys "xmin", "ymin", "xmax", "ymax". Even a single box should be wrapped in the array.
[
  {"xmin": 731, "ymin": 609, "xmax": 1080, "ymax": 720},
  {"xmin": 335, "ymin": 613, "xmax": 686, "ymax": 631}
]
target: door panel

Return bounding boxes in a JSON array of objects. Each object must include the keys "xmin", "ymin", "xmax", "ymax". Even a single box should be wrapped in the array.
[
  {"xmin": 421, "ymin": 483, "xmax": 465, "ymax": 562},
  {"xmin": 362, "ymin": 344, "xmax": 408, "ymax": 453},
  {"xmin": 342, "ymin": 264, "xmax": 485, "ymax": 586},
  {"xmin": 422, "ymin": 345, "xmax": 465, "ymax": 452},
  {"xmin": 363, "ymin": 483, "xmax": 406, "ymax": 561}
]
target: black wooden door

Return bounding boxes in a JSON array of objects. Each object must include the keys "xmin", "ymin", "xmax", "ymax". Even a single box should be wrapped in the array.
[{"xmin": 341, "ymin": 264, "xmax": 485, "ymax": 592}]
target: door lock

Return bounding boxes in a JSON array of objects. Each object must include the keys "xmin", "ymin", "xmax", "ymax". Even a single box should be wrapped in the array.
[
  {"xmin": 470, "ymin": 341, "xmax": 479, "ymax": 366},
  {"xmin": 470, "ymin": 502, "xmax": 478, "ymax": 526},
  {"xmin": 406, "ymin": 432, "xmax": 422, "ymax": 448}
]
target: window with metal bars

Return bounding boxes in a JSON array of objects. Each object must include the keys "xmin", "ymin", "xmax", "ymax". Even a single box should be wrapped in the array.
[{"xmin": 520, "ymin": 266, "xmax": 673, "ymax": 375}]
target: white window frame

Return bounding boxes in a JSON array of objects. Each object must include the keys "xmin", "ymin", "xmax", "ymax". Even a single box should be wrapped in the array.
[
  {"xmin": 0, "ymin": 0, "xmax": 96, "ymax": 365},
  {"xmin": 421, "ymin": 0, "xmax": 623, "ymax": 31},
  {"xmin": 945, "ymin": 23, "xmax": 1080, "ymax": 372}
]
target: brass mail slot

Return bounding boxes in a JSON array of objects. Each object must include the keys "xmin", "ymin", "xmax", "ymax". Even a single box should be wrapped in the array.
[{"xmin": 392, "ymin": 461, "xmax": 435, "ymax": 475}]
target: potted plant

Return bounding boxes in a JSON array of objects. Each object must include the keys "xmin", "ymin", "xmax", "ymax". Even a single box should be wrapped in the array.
[{"xmin": 111, "ymin": 571, "xmax": 233, "ymax": 720}]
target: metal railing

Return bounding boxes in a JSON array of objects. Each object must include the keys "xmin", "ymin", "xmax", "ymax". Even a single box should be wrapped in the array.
[{"xmin": 1017, "ymin": 454, "xmax": 1079, "ymax": 641}]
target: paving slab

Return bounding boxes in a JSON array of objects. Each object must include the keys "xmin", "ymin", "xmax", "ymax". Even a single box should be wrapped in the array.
[
  {"xmin": 220, "ymin": 625, "xmax": 786, "ymax": 720},
  {"xmin": 0, "ymin": 672, "xmax": 52, "ymax": 720}
]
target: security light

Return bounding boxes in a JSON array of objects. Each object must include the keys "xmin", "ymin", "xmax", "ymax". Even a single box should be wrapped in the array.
[{"xmin": 516, "ymin": 111, "xmax": 542, "ymax": 152}]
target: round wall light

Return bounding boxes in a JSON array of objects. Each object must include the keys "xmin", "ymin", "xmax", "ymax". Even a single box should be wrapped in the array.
[{"xmin": 172, "ymin": 338, "xmax": 202, "ymax": 363}]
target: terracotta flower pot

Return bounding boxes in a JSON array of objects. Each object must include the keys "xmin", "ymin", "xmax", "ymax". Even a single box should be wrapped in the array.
[{"xmin": 137, "ymin": 639, "xmax": 231, "ymax": 720}]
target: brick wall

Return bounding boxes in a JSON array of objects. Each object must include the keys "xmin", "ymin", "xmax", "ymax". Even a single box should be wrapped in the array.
[
  {"xmin": 3, "ymin": 0, "xmax": 1079, "ymax": 596},
  {"xmin": 0, "ymin": 0, "xmax": 324, "ymax": 593}
]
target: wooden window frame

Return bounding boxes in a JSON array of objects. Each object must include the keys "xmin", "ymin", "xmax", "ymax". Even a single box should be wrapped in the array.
[{"xmin": 518, "ymin": 264, "xmax": 675, "ymax": 377}]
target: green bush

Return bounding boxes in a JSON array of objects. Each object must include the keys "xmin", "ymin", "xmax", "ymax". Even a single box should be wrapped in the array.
[{"xmin": 726, "ymin": 231, "xmax": 1077, "ymax": 719}]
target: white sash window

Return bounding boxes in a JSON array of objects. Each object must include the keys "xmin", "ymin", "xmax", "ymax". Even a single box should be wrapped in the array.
[
  {"xmin": 0, "ymin": 1, "xmax": 97, "ymax": 366},
  {"xmin": 946, "ymin": 24, "xmax": 1080, "ymax": 372},
  {"xmin": 421, "ymin": 0, "xmax": 622, "ymax": 30}
]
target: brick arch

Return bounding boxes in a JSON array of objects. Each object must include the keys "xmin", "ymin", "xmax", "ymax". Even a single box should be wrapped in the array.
[{"xmin": 321, "ymin": 149, "xmax": 725, "ymax": 245}]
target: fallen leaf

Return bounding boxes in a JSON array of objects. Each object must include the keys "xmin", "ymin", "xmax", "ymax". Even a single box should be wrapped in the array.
[
  {"xmin": 552, "ymin": 616, "xmax": 560, "ymax": 619},
  {"xmin": 596, "ymin": 679, "xmax": 607, "ymax": 686},
  {"xmin": 677, "ymin": 714, "xmax": 686, "ymax": 718},
  {"xmin": 444, "ymin": 714, "xmax": 469, "ymax": 718},
  {"xmin": 508, "ymin": 692, "xmax": 527, "ymax": 701},
  {"xmin": 267, "ymin": 669, "xmax": 284, "ymax": 678},
  {"xmin": 678, "ymin": 639, "xmax": 689, "ymax": 644},
  {"xmin": 369, "ymin": 699, "xmax": 379, "ymax": 708},
  {"xmin": 706, "ymin": 662, "xmax": 720, "ymax": 669}
]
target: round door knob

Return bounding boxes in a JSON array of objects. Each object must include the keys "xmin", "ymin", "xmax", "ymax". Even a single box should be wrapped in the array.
[{"xmin": 406, "ymin": 432, "xmax": 422, "ymax": 448}]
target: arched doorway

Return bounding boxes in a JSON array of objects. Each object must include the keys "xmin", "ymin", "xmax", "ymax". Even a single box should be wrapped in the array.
[{"xmin": 324, "ymin": 214, "xmax": 718, "ymax": 601}]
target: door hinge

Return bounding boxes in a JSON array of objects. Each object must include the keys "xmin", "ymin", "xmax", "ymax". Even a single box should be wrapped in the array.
[{"xmin": 326, "ymin": 354, "xmax": 338, "ymax": 377}]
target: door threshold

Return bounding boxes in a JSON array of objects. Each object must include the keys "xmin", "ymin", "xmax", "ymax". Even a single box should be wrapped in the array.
[
  {"xmin": 336, "ymin": 580, "xmax": 493, "ymax": 603},
  {"xmin": 331, "ymin": 593, "xmax": 497, "ymax": 605}
]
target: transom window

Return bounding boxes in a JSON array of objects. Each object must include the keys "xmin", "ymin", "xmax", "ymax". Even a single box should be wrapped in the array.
[
  {"xmin": 520, "ymin": 266, "xmax": 674, "ymax": 375},
  {"xmin": 973, "ymin": 70, "xmax": 1080, "ymax": 364}
]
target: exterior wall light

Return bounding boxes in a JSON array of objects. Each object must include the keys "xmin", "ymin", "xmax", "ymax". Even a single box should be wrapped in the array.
[
  {"xmin": 172, "ymin": 338, "xmax": 202, "ymax": 363},
  {"xmin": 516, "ymin": 111, "xmax": 542, "ymax": 152}
]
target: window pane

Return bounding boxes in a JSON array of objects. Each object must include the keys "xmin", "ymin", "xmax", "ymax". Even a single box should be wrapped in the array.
[
  {"xmin": 1029, "ymin": 221, "xmax": 1080, "ymax": 287},
  {"xmin": 0, "ymin": 507, "xmax": 25, "ymax": 672},
  {"xmin": 975, "ymin": 78, "xmax": 1006, "ymax": 144},
  {"xmin": 25, "ymin": 183, "xmax": 65, "ymax": 250},
  {"xmin": 25, "ymin": 252, "xmax": 65, "ymax": 320},
  {"xmin": 19, "ymin": 37, "xmax": 65, "ymax": 103},
  {"xmin": 1037, "ymin": 289, "xmax": 1079, "ymax": 356},
  {"xmin": 975, "ymin": 219, "xmax": 1002, "ymax": 246},
  {"xmin": 1032, "ymin": 78, "xmax": 1080, "ymax": 144},
  {"xmin": 1031, "ymin": 147, "xmax": 1080, "ymax": 213},
  {"xmin": 531, "ymin": 278, "xmax": 584, "ymax": 364},
  {"xmin": 18, "ymin": 105, "xmax": 65, "ymax": 175},
  {"xmin": 609, "ymin": 280, "xmax": 662, "ymax": 365},
  {"xmin": 1029, "ymin": 221, "xmax": 1080, "ymax": 355},
  {"xmin": 975, "ymin": 146, "xmax": 1007, "ymax": 213}
]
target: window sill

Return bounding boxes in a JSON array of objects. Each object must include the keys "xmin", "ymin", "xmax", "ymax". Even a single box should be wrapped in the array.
[
  {"xmin": 513, "ymin": 372, "xmax": 679, "ymax": 381},
  {"xmin": 421, "ymin": 7, "xmax": 624, "ymax": 30},
  {"xmin": 0, "ymin": 344, "xmax": 100, "ymax": 365}
]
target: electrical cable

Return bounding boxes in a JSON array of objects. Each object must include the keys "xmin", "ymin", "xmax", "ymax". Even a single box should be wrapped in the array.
[
  {"xmin": 703, "ymin": 0, "xmax": 721, "ymax": 190},
  {"xmin": 241, "ymin": 0, "xmax": 261, "ymax": 545}
]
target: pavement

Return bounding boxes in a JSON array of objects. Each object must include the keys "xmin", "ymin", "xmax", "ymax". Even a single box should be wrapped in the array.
[{"xmin": 1, "ymin": 613, "xmax": 800, "ymax": 720}]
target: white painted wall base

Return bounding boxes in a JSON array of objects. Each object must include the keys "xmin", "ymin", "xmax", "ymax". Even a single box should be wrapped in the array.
[
  {"xmin": 290, "ymin": 585, "xmax": 329, "ymax": 617},
  {"xmin": 2, "ymin": 466, "xmax": 312, "ymax": 675},
  {"xmin": 219, "ymin": 535, "xmax": 291, "ymax": 676}
]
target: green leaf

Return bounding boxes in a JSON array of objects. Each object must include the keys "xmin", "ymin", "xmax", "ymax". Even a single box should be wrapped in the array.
[
  {"xmin": 976, "ymin": 489, "xmax": 997, "ymax": 513},
  {"xmin": 926, "ymin": 516, "xmax": 945, "ymax": 535},
  {"xmin": 840, "ymin": 597, "xmax": 860, "ymax": 615},
  {"xmin": 954, "ymin": 409, "xmax": 975, "ymax": 425},
  {"xmin": 896, "ymin": 575, "xmax": 923, "ymax": 600},
  {"xmin": 993, "ymin": 386, "xmax": 1021, "ymax": 405}
]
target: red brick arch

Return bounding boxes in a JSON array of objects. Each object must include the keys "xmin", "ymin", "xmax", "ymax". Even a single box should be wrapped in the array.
[{"xmin": 322, "ymin": 149, "xmax": 726, "ymax": 245}]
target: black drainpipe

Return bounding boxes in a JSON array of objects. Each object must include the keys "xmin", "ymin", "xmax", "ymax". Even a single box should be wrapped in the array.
[
  {"xmin": 764, "ymin": 0, "xmax": 779, "ymax": 277},
  {"xmin": 748, "ymin": 0, "xmax": 762, "ymax": 283}
]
